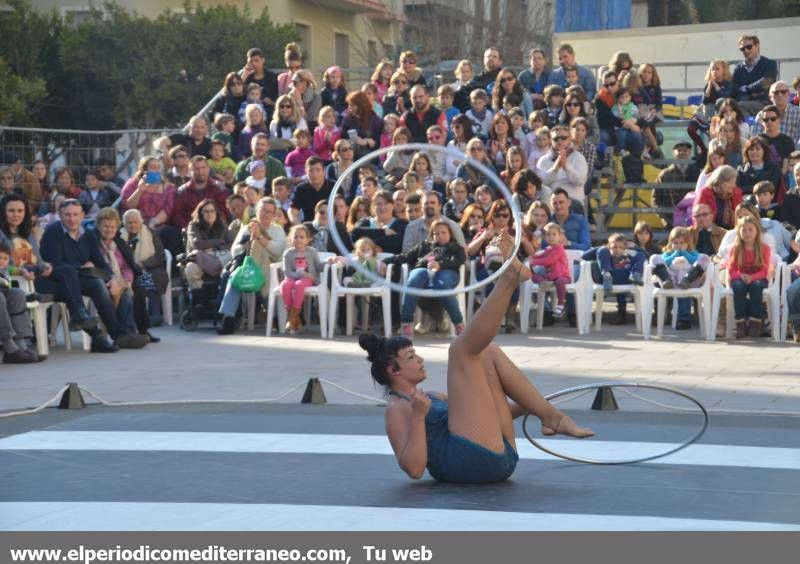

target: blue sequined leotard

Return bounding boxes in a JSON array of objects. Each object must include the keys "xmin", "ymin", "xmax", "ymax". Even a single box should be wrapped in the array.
[{"xmin": 390, "ymin": 390, "xmax": 518, "ymax": 483}]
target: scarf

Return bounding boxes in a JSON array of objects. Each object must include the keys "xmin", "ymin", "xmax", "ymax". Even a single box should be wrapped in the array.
[{"xmin": 121, "ymin": 225, "xmax": 156, "ymax": 266}]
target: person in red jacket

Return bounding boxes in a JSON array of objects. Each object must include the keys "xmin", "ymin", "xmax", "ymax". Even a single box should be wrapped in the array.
[
  {"xmin": 529, "ymin": 222, "xmax": 570, "ymax": 318},
  {"xmin": 695, "ymin": 164, "xmax": 743, "ymax": 230},
  {"xmin": 725, "ymin": 215, "xmax": 774, "ymax": 339}
]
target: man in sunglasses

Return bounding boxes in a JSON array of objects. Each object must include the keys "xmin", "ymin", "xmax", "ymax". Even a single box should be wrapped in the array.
[
  {"xmin": 757, "ymin": 104, "xmax": 795, "ymax": 176},
  {"xmin": 732, "ymin": 35, "xmax": 778, "ymax": 117},
  {"xmin": 753, "ymin": 81, "xmax": 800, "ymax": 143},
  {"xmin": 536, "ymin": 125, "xmax": 588, "ymax": 214}
]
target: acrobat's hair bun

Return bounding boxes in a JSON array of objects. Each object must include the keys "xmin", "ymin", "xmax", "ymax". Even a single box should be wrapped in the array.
[{"xmin": 358, "ymin": 333, "xmax": 383, "ymax": 363}]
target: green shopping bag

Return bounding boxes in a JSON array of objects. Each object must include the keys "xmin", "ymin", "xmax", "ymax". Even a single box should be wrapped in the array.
[{"xmin": 230, "ymin": 255, "xmax": 265, "ymax": 293}]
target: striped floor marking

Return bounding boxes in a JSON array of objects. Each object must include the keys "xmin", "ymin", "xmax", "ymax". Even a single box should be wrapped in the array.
[
  {"xmin": 2, "ymin": 502, "xmax": 799, "ymax": 531},
  {"xmin": 1, "ymin": 431, "xmax": 799, "ymax": 470}
]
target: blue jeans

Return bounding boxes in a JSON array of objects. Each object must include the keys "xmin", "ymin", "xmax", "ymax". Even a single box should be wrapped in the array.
[
  {"xmin": 475, "ymin": 265, "xmax": 519, "ymax": 305},
  {"xmin": 219, "ymin": 274, "xmax": 242, "ymax": 318},
  {"xmin": 596, "ymin": 247, "xmax": 645, "ymax": 310},
  {"xmin": 401, "ymin": 268, "xmax": 463, "ymax": 324},
  {"xmin": 615, "ymin": 127, "xmax": 644, "ymax": 157},
  {"xmin": 731, "ymin": 278, "xmax": 767, "ymax": 320}
]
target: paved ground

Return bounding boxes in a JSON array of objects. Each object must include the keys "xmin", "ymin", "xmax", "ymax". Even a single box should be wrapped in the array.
[{"xmin": 1, "ymin": 320, "xmax": 799, "ymax": 531}]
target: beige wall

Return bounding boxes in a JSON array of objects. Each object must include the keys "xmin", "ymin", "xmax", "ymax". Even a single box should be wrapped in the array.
[
  {"xmin": 553, "ymin": 17, "xmax": 800, "ymax": 97},
  {"xmin": 12, "ymin": 0, "xmax": 402, "ymax": 76}
]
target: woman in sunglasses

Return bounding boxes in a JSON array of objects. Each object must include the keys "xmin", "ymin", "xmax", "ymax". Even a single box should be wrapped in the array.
[
  {"xmin": 491, "ymin": 68, "xmax": 533, "ymax": 119},
  {"xmin": 382, "ymin": 71, "xmax": 412, "ymax": 117},
  {"xmin": 559, "ymin": 90, "xmax": 599, "ymax": 145},
  {"xmin": 398, "ymin": 51, "xmax": 426, "ymax": 89}
]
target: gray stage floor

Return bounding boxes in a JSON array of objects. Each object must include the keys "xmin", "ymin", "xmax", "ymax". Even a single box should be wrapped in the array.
[{"xmin": 1, "ymin": 403, "xmax": 799, "ymax": 531}]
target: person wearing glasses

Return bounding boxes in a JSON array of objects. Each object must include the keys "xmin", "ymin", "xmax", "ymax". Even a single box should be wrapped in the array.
[
  {"xmin": 491, "ymin": 68, "xmax": 533, "ymax": 119},
  {"xmin": 687, "ymin": 202, "xmax": 725, "ymax": 259},
  {"xmin": 536, "ymin": 125, "xmax": 588, "ymax": 214},
  {"xmin": 756, "ymin": 104, "xmax": 795, "ymax": 180},
  {"xmin": 398, "ymin": 51, "xmax": 425, "ymax": 89},
  {"xmin": 732, "ymin": 35, "xmax": 778, "ymax": 117},
  {"xmin": 559, "ymin": 91, "xmax": 600, "ymax": 145},
  {"xmin": 382, "ymin": 70, "xmax": 412, "ymax": 118},
  {"xmin": 753, "ymin": 81, "xmax": 800, "ymax": 143},
  {"xmin": 213, "ymin": 72, "xmax": 247, "ymax": 124},
  {"xmin": 595, "ymin": 70, "xmax": 622, "ymax": 150},
  {"xmin": 154, "ymin": 115, "xmax": 212, "ymax": 170}
]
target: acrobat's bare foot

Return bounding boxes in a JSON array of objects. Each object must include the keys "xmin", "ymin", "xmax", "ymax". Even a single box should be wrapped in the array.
[
  {"xmin": 542, "ymin": 414, "xmax": 594, "ymax": 438},
  {"xmin": 494, "ymin": 233, "xmax": 531, "ymax": 283}
]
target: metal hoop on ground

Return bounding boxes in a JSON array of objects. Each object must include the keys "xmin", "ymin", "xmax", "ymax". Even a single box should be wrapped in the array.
[
  {"xmin": 522, "ymin": 382, "xmax": 709, "ymax": 465},
  {"xmin": 326, "ymin": 142, "xmax": 523, "ymax": 297}
]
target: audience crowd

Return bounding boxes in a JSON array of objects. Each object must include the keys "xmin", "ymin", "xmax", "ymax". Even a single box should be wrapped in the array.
[{"xmin": 2, "ymin": 35, "xmax": 800, "ymax": 364}]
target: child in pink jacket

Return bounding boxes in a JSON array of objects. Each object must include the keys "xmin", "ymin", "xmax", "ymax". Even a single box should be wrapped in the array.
[{"xmin": 530, "ymin": 222, "xmax": 570, "ymax": 317}]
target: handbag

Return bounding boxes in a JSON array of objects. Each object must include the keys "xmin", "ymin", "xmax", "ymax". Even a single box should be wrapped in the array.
[{"xmin": 230, "ymin": 255, "xmax": 266, "ymax": 293}]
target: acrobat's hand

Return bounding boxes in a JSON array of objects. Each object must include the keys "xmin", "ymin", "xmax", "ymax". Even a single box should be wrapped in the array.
[{"xmin": 409, "ymin": 389, "xmax": 431, "ymax": 418}]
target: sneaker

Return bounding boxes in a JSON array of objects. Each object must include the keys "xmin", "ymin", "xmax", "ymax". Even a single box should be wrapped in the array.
[
  {"xmin": 3, "ymin": 349, "xmax": 38, "ymax": 364},
  {"xmin": 90, "ymin": 338, "xmax": 119, "ymax": 353},
  {"xmin": 677, "ymin": 276, "xmax": 692, "ymax": 290},
  {"xmin": 114, "ymin": 333, "xmax": 149, "ymax": 349},
  {"xmin": 145, "ymin": 332, "xmax": 161, "ymax": 343},
  {"xmin": 217, "ymin": 316, "xmax": 236, "ymax": 336},
  {"xmin": 602, "ymin": 272, "xmax": 613, "ymax": 292},
  {"xmin": 747, "ymin": 319, "xmax": 762, "ymax": 338},
  {"xmin": 676, "ymin": 319, "xmax": 692, "ymax": 330},
  {"xmin": 628, "ymin": 272, "xmax": 643, "ymax": 286},
  {"xmin": 68, "ymin": 314, "xmax": 99, "ymax": 332},
  {"xmin": 436, "ymin": 315, "xmax": 451, "ymax": 333},
  {"xmin": 401, "ymin": 323, "xmax": 413, "ymax": 338},
  {"xmin": 553, "ymin": 304, "xmax": 565, "ymax": 318},
  {"xmin": 414, "ymin": 312, "xmax": 432, "ymax": 335},
  {"xmin": 735, "ymin": 321, "xmax": 747, "ymax": 340}
]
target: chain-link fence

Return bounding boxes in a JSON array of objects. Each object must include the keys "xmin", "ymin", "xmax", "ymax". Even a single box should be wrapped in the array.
[{"xmin": 0, "ymin": 126, "xmax": 180, "ymax": 185}]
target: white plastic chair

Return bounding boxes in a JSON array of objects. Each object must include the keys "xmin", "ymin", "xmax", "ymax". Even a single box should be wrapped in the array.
[
  {"xmin": 779, "ymin": 261, "xmax": 794, "ymax": 342},
  {"xmin": 266, "ymin": 251, "xmax": 334, "ymax": 337},
  {"xmin": 519, "ymin": 249, "xmax": 592, "ymax": 334},
  {"xmin": 328, "ymin": 252, "xmax": 394, "ymax": 338},
  {"xmin": 584, "ymin": 261, "xmax": 643, "ymax": 333},
  {"xmin": 162, "ymin": 249, "xmax": 173, "ymax": 326},
  {"xmin": 11, "ymin": 276, "xmax": 52, "ymax": 357},
  {"xmin": 400, "ymin": 262, "xmax": 466, "ymax": 337},
  {"xmin": 642, "ymin": 262, "xmax": 713, "ymax": 340},
  {"xmin": 710, "ymin": 260, "xmax": 782, "ymax": 342}
]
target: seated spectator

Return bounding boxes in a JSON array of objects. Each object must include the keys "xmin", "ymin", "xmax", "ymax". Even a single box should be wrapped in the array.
[
  {"xmin": 346, "ymin": 196, "xmax": 371, "ymax": 235},
  {"xmin": 696, "ymin": 165, "xmax": 743, "ymax": 230},
  {"xmin": 511, "ymin": 169, "xmax": 550, "ymax": 215},
  {"xmin": 121, "ymin": 156, "xmax": 176, "ymax": 231},
  {"xmin": 53, "ymin": 168, "xmax": 81, "ymax": 199},
  {"xmin": 313, "ymin": 106, "xmax": 342, "ymax": 164},
  {"xmin": 170, "ymin": 156, "xmax": 229, "ymax": 232},
  {"xmin": 456, "ymin": 139, "xmax": 494, "ymax": 192},
  {"xmin": 289, "ymin": 157, "xmax": 333, "ymax": 225},
  {"xmin": 486, "ymin": 114, "xmax": 515, "ymax": 172},
  {"xmin": 237, "ymin": 103, "xmax": 269, "ymax": 160},
  {"xmin": 120, "ymin": 209, "xmax": 168, "ymax": 327},
  {"xmin": 382, "ymin": 70, "xmax": 411, "ymax": 117},
  {"xmin": 757, "ymin": 104, "xmax": 794, "ymax": 182},
  {"xmin": 305, "ymin": 199, "xmax": 353, "ymax": 255},
  {"xmin": 717, "ymin": 201, "xmax": 784, "ymax": 261},
  {"xmin": 527, "ymin": 125, "xmax": 551, "ymax": 169},
  {"xmin": 632, "ymin": 220, "xmax": 661, "ymax": 257},
  {"xmin": 284, "ymin": 129, "xmax": 316, "ymax": 185},
  {"xmin": 208, "ymin": 140, "xmax": 237, "ymax": 186},
  {"xmin": 75, "ymin": 170, "xmax": 115, "ymax": 219},
  {"xmin": 404, "ymin": 193, "xmax": 423, "ymax": 223},
  {"xmin": 234, "ymin": 133, "xmax": 287, "ymax": 185},
  {"xmin": 634, "ymin": 63, "xmax": 664, "ymax": 157},
  {"xmin": 530, "ymin": 222, "xmax": 572, "ymax": 318},
  {"xmin": 398, "ymin": 51, "xmax": 426, "ymax": 89},
  {"xmin": 459, "ymin": 202, "xmax": 486, "ymax": 244},
  {"xmin": 281, "ymin": 225, "xmax": 330, "ymax": 334},
  {"xmin": 217, "ymin": 197, "xmax": 287, "ymax": 335},
  {"xmin": 465, "ymin": 88, "xmax": 494, "ymax": 139},
  {"xmin": 165, "ymin": 145, "xmax": 192, "ymax": 187},
  {"xmin": 520, "ymin": 201, "xmax": 551, "ymax": 257},
  {"xmin": 320, "ymin": 66, "xmax": 348, "ymax": 118},
  {"xmin": 277, "ymin": 42, "xmax": 303, "ymax": 97},
  {"xmin": 154, "ymin": 115, "xmax": 212, "ymax": 170},
  {"xmin": 560, "ymin": 91, "xmax": 600, "ymax": 145},
  {"xmin": 731, "ymin": 35, "xmax": 778, "ymax": 117},
  {"xmin": 492, "ymin": 68, "xmax": 533, "ymax": 118},
  {"xmin": 570, "ymin": 117, "xmax": 597, "ymax": 189},
  {"xmin": 379, "ymin": 113, "xmax": 399, "ymax": 160},
  {"xmin": 696, "ymin": 147, "xmax": 728, "ymax": 193},
  {"xmin": 708, "ymin": 116, "xmax": 743, "ymax": 169},
  {"xmin": 518, "ymin": 48, "xmax": 552, "ymax": 108},
  {"xmin": 653, "ymin": 141, "xmax": 700, "ymax": 228},
  {"xmin": 752, "ymin": 81, "xmax": 800, "ymax": 142},
  {"xmin": 536, "ymin": 125, "xmax": 588, "ymax": 212},
  {"xmin": 384, "ymin": 219, "xmax": 466, "ymax": 338},
  {"xmin": 649, "ymin": 226, "xmax": 710, "ymax": 330},
  {"xmin": 711, "ymin": 98, "xmax": 752, "ymax": 140},
  {"xmin": 37, "ymin": 199, "xmax": 148, "ymax": 352},
  {"xmin": 549, "ymin": 188, "xmax": 590, "ymax": 250},
  {"xmin": 325, "ymin": 140, "xmax": 356, "ymax": 202},
  {"xmin": 212, "ymin": 73, "xmax": 246, "ymax": 127},
  {"xmin": 595, "ymin": 71, "xmax": 621, "ymax": 149},
  {"xmin": 1, "ymin": 154, "xmax": 42, "ymax": 215},
  {"xmin": 371, "ymin": 59, "xmax": 394, "ymax": 103},
  {"xmin": 689, "ymin": 203, "xmax": 726, "ymax": 257},
  {"xmin": 474, "ymin": 184, "xmax": 496, "ymax": 214},
  {"xmin": 585, "ymin": 232, "xmax": 646, "ymax": 324},
  {"xmin": 443, "ymin": 178, "xmax": 474, "ymax": 224},
  {"xmin": 687, "ymin": 59, "xmax": 733, "ymax": 155},
  {"xmin": 96, "ymin": 208, "xmax": 158, "ymax": 343},
  {"xmin": 392, "ymin": 189, "xmax": 407, "ymax": 221},
  {"xmin": 751, "ymin": 180, "xmax": 781, "ymax": 221},
  {"xmin": 784, "ymin": 250, "xmax": 800, "ymax": 342},
  {"xmin": 341, "ymin": 91, "xmax": 383, "ymax": 160},
  {"xmin": 737, "ymin": 137, "xmax": 782, "ymax": 197},
  {"xmin": 467, "ymin": 199, "xmax": 519, "ymax": 331},
  {"xmin": 270, "ymin": 95, "xmax": 308, "ymax": 162},
  {"xmin": 289, "ymin": 69, "xmax": 322, "ymax": 130},
  {"xmin": 383, "ymin": 128, "xmax": 415, "ymax": 183},
  {"xmin": 543, "ymin": 85, "xmax": 565, "ymax": 127},
  {"xmin": 782, "ymin": 162, "xmax": 800, "ymax": 230},
  {"xmin": 0, "ymin": 240, "xmax": 42, "ymax": 363},
  {"xmin": 611, "ymin": 87, "xmax": 644, "ymax": 158},
  {"xmin": 445, "ymin": 115, "xmax": 475, "ymax": 178},
  {"xmin": 183, "ymin": 199, "xmax": 235, "ymax": 304},
  {"xmin": 237, "ymin": 83, "xmax": 267, "ymax": 127},
  {"xmin": 408, "ymin": 152, "xmax": 435, "ymax": 193}
]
